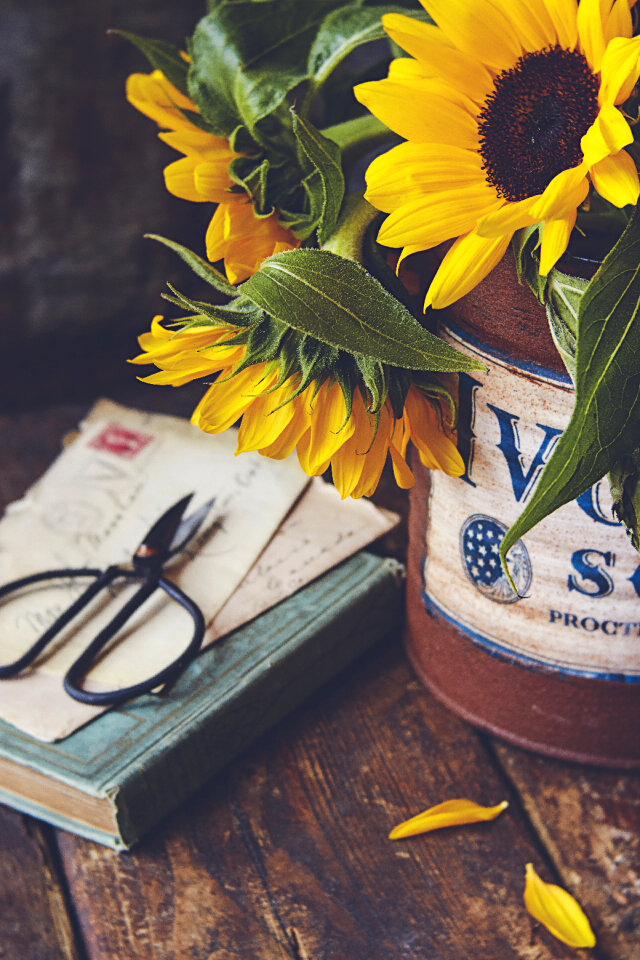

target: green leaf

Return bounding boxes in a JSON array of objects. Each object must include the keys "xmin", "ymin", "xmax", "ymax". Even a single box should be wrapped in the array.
[
  {"xmin": 228, "ymin": 157, "xmax": 273, "ymax": 214},
  {"xmin": 112, "ymin": 31, "xmax": 189, "ymax": 96},
  {"xmin": 609, "ymin": 449, "xmax": 640, "ymax": 550},
  {"xmin": 297, "ymin": 335, "xmax": 340, "ymax": 391},
  {"xmin": 291, "ymin": 111, "xmax": 344, "ymax": 244},
  {"xmin": 386, "ymin": 366, "xmax": 412, "ymax": 418},
  {"xmin": 307, "ymin": 4, "xmax": 430, "ymax": 87},
  {"xmin": 187, "ymin": 18, "xmax": 242, "ymax": 136},
  {"xmin": 163, "ymin": 287, "xmax": 262, "ymax": 327},
  {"xmin": 232, "ymin": 315, "xmax": 289, "ymax": 372},
  {"xmin": 544, "ymin": 268, "xmax": 587, "ymax": 383},
  {"xmin": 228, "ymin": 124, "xmax": 261, "ymax": 155},
  {"xmin": 511, "ymin": 227, "xmax": 586, "ymax": 383},
  {"xmin": 354, "ymin": 353, "xmax": 387, "ymax": 411},
  {"xmin": 512, "ymin": 225, "xmax": 542, "ymax": 292},
  {"xmin": 188, "ymin": 1, "xmax": 348, "ymax": 135},
  {"xmin": 240, "ymin": 249, "xmax": 485, "ymax": 372},
  {"xmin": 145, "ymin": 234, "xmax": 238, "ymax": 297},
  {"xmin": 501, "ymin": 205, "xmax": 640, "ymax": 583},
  {"xmin": 321, "ymin": 113, "xmax": 392, "ymax": 155}
]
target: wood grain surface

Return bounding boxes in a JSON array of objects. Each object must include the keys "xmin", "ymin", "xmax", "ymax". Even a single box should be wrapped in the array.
[
  {"xmin": 57, "ymin": 647, "xmax": 570, "ymax": 960},
  {"xmin": 495, "ymin": 743, "xmax": 640, "ymax": 960},
  {"xmin": 0, "ymin": 399, "xmax": 638, "ymax": 960},
  {"xmin": 0, "ymin": 808, "xmax": 81, "ymax": 960}
]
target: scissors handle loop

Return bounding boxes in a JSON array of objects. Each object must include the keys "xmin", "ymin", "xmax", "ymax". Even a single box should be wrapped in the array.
[
  {"xmin": 0, "ymin": 567, "xmax": 111, "ymax": 679},
  {"xmin": 0, "ymin": 566, "xmax": 205, "ymax": 705},
  {"xmin": 63, "ymin": 574, "xmax": 205, "ymax": 706}
]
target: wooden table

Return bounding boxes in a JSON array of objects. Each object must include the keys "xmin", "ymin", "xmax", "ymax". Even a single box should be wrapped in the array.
[{"xmin": 1, "ymin": 390, "xmax": 639, "ymax": 960}]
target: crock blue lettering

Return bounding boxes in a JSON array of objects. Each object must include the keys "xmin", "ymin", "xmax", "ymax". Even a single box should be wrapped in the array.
[{"xmin": 422, "ymin": 323, "xmax": 640, "ymax": 682}]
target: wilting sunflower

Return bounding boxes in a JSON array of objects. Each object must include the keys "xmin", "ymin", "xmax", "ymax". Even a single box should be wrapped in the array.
[
  {"xmin": 355, "ymin": 0, "xmax": 640, "ymax": 308},
  {"xmin": 131, "ymin": 317, "xmax": 464, "ymax": 498},
  {"xmin": 126, "ymin": 70, "xmax": 298, "ymax": 283}
]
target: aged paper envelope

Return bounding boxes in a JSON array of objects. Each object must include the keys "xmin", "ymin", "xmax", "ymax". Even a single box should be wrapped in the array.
[
  {"xmin": 0, "ymin": 402, "xmax": 398, "ymax": 741},
  {"xmin": 208, "ymin": 478, "xmax": 398, "ymax": 641},
  {"xmin": 0, "ymin": 400, "xmax": 309, "ymax": 737}
]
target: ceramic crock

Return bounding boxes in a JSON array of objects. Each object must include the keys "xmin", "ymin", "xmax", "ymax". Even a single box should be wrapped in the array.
[{"xmin": 405, "ymin": 252, "xmax": 640, "ymax": 769}]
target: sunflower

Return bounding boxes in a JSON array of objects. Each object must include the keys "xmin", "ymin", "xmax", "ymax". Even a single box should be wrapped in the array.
[
  {"xmin": 130, "ymin": 317, "xmax": 464, "ymax": 498},
  {"xmin": 355, "ymin": 0, "xmax": 640, "ymax": 308},
  {"xmin": 126, "ymin": 70, "xmax": 298, "ymax": 283}
]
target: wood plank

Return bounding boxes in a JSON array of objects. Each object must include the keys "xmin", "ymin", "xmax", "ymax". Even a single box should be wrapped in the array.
[
  {"xmin": 494, "ymin": 741, "xmax": 640, "ymax": 960},
  {"xmin": 0, "ymin": 806, "xmax": 81, "ymax": 960},
  {"xmin": 57, "ymin": 642, "xmax": 572, "ymax": 960}
]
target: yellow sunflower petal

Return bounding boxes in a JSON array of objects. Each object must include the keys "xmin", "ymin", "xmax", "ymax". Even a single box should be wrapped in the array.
[
  {"xmin": 137, "ymin": 370, "xmax": 191, "ymax": 386},
  {"xmin": 330, "ymin": 393, "xmax": 375, "ymax": 499},
  {"xmin": 528, "ymin": 163, "xmax": 588, "ymax": 221},
  {"xmin": 476, "ymin": 197, "xmax": 540, "ymax": 237},
  {"xmin": 384, "ymin": 64, "xmax": 480, "ymax": 116},
  {"xmin": 396, "ymin": 243, "xmax": 428, "ymax": 274},
  {"xmin": 389, "ymin": 443, "xmax": 415, "ymax": 489},
  {"xmin": 404, "ymin": 387, "xmax": 465, "ymax": 475},
  {"xmin": 389, "ymin": 798, "xmax": 508, "ymax": 840},
  {"xmin": 236, "ymin": 382, "xmax": 296, "ymax": 454},
  {"xmin": 205, "ymin": 204, "xmax": 232, "ymax": 263},
  {"xmin": 604, "ymin": 0, "xmax": 633, "ymax": 42},
  {"xmin": 158, "ymin": 128, "xmax": 231, "ymax": 157},
  {"xmin": 297, "ymin": 381, "xmax": 355, "ymax": 476},
  {"xmin": 488, "ymin": 0, "xmax": 557, "ymax": 51},
  {"xmin": 258, "ymin": 394, "xmax": 312, "ymax": 460},
  {"xmin": 296, "ymin": 430, "xmax": 331, "ymax": 477},
  {"xmin": 350, "ymin": 405, "xmax": 394, "ymax": 499},
  {"xmin": 377, "ymin": 186, "xmax": 500, "ymax": 249},
  {"xmin": 581, "ymin": 102, "xmax": 633, "ymax": 168},
  {"xmin": 577, "ymin": 0, "xmax": 608, "ymax": 71},
  {"xmin": 354, "ymin": 80, "xmax": 479, "ymax": 148},
  {"xmin": 425, "ymin": 231, "xmax": 512, "ymax": 309},
  {"xmin": 418, "ymin": 0, "xmax": 522, "ymax": 72},
  {"xmin": 143, "ymin": 349, "xmax": 230, "ymax": 383},
  {"xmin": 131, "ymin": 317, "xmax": 240, "ymax": 371},
  {"xmin": 539, "ymin": 210, "xmax": 577, "ymax": 275},
  {"xmin": 163, "ymin": 156, "xmax": 204, "ymax": 202},
  {"xmin": 191, "ymin": 364, "xmax": 269, "ymax": 434},
  {"xmin": 600, "ymin": 36, "xmax": 640, "ymax": 105},
  {"xmin": 386, "ymin": 55, "xmax": 430, "ymax": 80},
  {"xmin": 524, "ymin": 863, "xmax": 596, "ymax": 948},
  {"xmin": 365, "ymin": 142, "xmax": 485, "ymax": 214},
  {"xmin": 382, "ymin": 14, "xmax": 492, "ymax": 101},
  {"xmin": 210, "ymin": 204, "xmax": 298, "ymax": 284},
  {"xmin": 590, "ymin": 148, "xmax": 639, "ymax": 207},
  {"xmin": 541, "ymin": 0, "xmax": 579, "ymax": 50},
  {"xmin": 126, "ymin": 71, "xmax": 198, "ymax": 132},
  {"xmin": 194, "ymin": 160, "xmax": 234, "ymax": 202}
]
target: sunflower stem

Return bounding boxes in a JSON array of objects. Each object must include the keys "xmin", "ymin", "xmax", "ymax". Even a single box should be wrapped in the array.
[
  {"xmin": 321, "ymin": 114, "xmax": 392, "ymax": 155},
  {"xmin": 321, "ymin": 193, "xmax": 379, "ymax": 263}
]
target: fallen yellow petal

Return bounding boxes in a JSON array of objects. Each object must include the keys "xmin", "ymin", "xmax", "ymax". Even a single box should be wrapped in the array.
[
  {"xmin": 388, "ymin": 798, "xmax": 508, "ymax": 840},
  {"xmin": 524, "ymin": 863, "xmax": 596, "ymax": 949}
]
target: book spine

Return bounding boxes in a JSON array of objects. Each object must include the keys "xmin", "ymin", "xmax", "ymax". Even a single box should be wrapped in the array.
[{"xmin": 111, "ymin": 554, "xmax": 405, "ymax": 849}]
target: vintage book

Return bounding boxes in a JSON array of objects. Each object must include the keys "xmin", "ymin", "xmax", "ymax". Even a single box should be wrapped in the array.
[
  {"xmin": 0, "ymin": 551, "xmax": 405, "ymax": 850},
  {"xmin": 0, "ymin": 400, "xmax": 398, "ymax": 742}
]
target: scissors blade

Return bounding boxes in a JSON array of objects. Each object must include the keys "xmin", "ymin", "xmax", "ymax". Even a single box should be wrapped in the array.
[
  {"xmin": 168, "ymin": 497, "xmax": 216, "ymax": 557},
  {"xmin": 135, "ymin": 494, "xmax": 194, "ymax": 563}
]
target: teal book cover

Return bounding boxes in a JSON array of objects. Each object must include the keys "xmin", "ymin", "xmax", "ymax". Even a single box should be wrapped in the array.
[{"xmin": 0, "ymin": 552, "xmax": 405, "ymax": 850}]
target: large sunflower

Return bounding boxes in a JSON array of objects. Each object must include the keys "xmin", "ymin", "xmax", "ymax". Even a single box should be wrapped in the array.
[
  {"xmin": 126, "ymin": 70, "xmax": 298, "ymax": 283},
  {"xmin": 131, "ymin": 317, "xmax": 464, "ymax": 498},
  {"xmin": 355, "ymin": 0, "xmax": 640, "ymax": 308}
]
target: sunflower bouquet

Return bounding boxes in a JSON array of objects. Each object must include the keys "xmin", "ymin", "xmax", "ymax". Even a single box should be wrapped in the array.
[{"xmin": 122, "ymin": 0, "xmax": 640, "ymax": 572}]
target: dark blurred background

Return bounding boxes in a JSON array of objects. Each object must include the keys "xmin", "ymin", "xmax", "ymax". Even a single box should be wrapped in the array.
[{"xmin": 0, "ymin": 0, "xmax": 212, "ymax": 411}]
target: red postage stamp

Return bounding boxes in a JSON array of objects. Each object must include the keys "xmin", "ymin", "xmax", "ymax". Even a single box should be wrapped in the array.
[{"xmin": 88, "ymin": 423, "xmax": 154, "ymax": 460}]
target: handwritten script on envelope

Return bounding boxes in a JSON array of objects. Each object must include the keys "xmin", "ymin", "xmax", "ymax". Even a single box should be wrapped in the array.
[{"xmin": 0, "ymin": 401, "xmax": 398, "ymax": 741}]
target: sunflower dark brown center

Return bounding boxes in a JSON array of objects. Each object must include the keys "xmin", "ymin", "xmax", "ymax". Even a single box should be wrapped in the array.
[{"xmin": 478, "ymin": 46, "xmax": 599, "ymax": 202}]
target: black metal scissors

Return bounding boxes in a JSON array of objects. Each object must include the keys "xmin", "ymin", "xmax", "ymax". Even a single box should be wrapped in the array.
[{"xmin": 0, "ymin": 494, "xmax": 214, "ymax": 706}]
